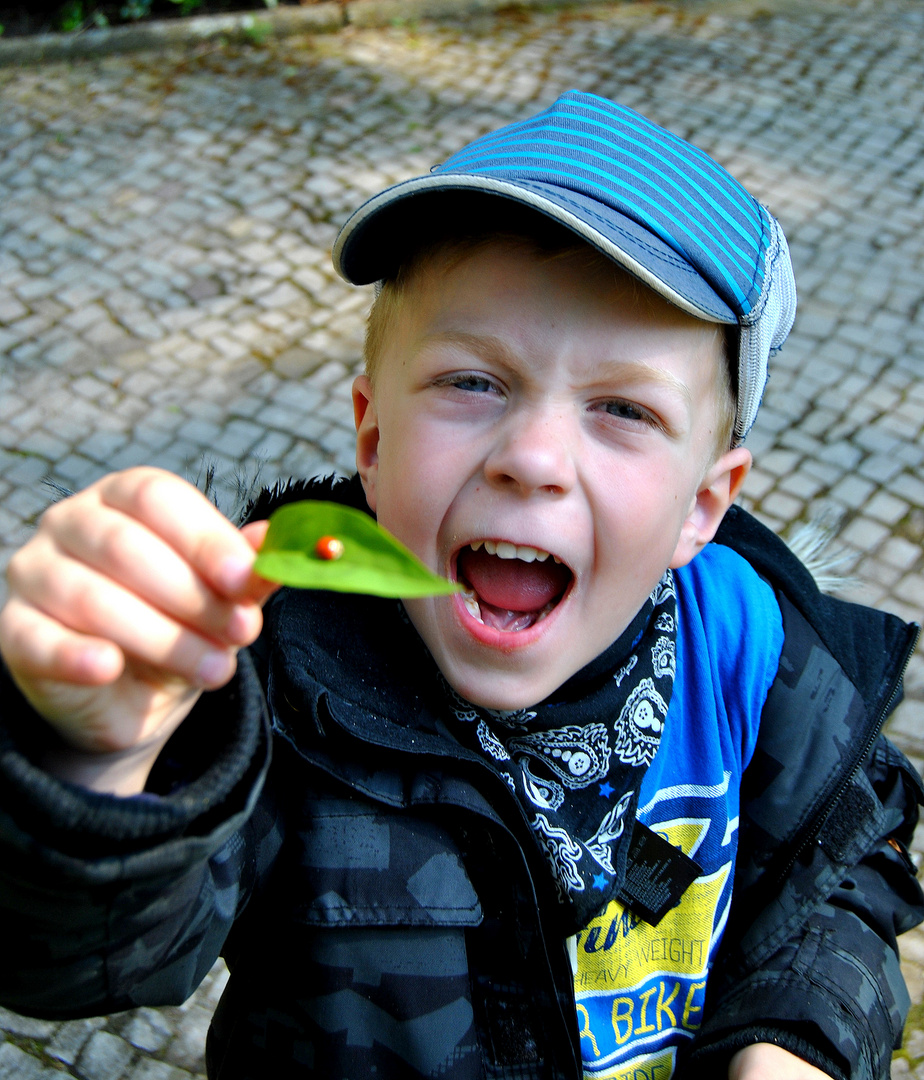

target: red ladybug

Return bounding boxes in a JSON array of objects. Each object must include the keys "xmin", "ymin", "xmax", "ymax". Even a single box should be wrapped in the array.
[{"xmin": 315, "ymin": 535, "xmax": 345, "ymax": 561}]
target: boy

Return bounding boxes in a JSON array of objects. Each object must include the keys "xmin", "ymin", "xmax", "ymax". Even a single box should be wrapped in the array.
[{"xmin": 0, "ymin": 91, "xmax": 921, "ymax": 1080}]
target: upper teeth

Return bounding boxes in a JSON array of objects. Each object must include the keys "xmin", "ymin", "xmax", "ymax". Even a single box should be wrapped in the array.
[{"xmin": 471, "ymin": 539, "xmax": 558, "ymax": 563}]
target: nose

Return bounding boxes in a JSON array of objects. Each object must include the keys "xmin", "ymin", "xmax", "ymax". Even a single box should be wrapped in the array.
[{"xmin": 483, "ymin": 405, "xmax": 577, "ymax": 497}]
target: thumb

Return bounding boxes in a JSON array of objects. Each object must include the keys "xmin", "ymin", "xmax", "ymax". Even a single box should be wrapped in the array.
[{"xmin": 239, "ymin": 519, "xmax": 281, "ymax": 606}]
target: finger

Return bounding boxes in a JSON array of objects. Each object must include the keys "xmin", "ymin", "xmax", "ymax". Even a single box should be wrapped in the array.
[
  {"xmin": 35, "ymin": 502, "xmax": 262, "ymax": 648},
  {"xmin": 91, "ymin": 468, "xmax": 261, "ymax": 599},
  {"xmin": 0, "ymin": 600, "xmax": 205, "ymax": 757},
  {"xmin": 240, "ymin": 519, "xmax": 283, "ymax": 605},
  {"xmin": 0, "ymin": 597, "xmax": 125, "ymax": 687},
  {"xmin": 8, "ymin": 554, "xmax": 238, "ymax": 690},
  {"xmin": 240, "ymin": 518, "xmax": 270, "ymax": 551}
]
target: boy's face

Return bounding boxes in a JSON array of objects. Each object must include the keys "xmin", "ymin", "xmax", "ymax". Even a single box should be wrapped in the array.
[{"xmin": 353, "ymin": 241, "xmax": 750, "ymax": 710}]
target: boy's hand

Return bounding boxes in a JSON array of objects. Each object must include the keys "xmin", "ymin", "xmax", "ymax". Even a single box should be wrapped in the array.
[
  {"xmin": 0, "ymin": 468, "xmax": 278, "ymax": 795},
  {"xmin": 729, "ymin": 1043, "xmax": 835, "ymax": 1079}
]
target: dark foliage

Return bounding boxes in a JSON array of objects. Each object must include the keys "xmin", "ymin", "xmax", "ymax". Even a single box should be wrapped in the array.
[{"xmin": 0, "ymin": 0, "xmax": 301, "ymax": 38}]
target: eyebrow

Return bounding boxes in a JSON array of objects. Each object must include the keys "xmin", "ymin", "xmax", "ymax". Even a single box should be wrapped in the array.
[
  {"xmin": 416, "ymin": 330, "xmax": 694, "ymax": 404},
  {"xmin": 588, "ymin": 357, "xmax": 694, "ymax": 406},
  {"xmin": 414, "ymin": 330, "xmax": 518, "ymax": 365}
]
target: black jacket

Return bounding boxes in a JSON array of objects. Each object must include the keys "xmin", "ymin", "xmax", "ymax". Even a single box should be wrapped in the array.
[{"xmin": 0, "ymin": 479, "xmax": 921, "ymax": 1080}]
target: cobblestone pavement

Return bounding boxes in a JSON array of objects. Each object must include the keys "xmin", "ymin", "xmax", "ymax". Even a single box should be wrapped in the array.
[{"xmin": 1, "ymin": 0, "xmax": 923, "ymax": 1074}]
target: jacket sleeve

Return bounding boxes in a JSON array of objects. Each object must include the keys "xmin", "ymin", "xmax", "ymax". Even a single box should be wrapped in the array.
[
  {"xmin": 687, "ymin": 733, "xmax": 924, "ymax": 1080},
  {"xmin": 688, "ymin": 506, "xmax": 924, "ymax": 1079},
  {"xmin": 0, "ymin": 650, "xmax": 279, "ymax": 1020}
]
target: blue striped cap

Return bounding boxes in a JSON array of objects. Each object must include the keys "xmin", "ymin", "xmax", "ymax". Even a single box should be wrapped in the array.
[{"xmin": 333, "ymin": 91, "xmax": 796, "ymax": 442}]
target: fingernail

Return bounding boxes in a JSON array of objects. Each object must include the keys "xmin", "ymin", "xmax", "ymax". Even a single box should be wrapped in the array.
[
  {"xmin": 226, "ymin": 604, "xmax": 260, "ymax": 646},
  {"xmin": 217, "ymin": 555, "xmax": 253, "ymax": 594},
  {"xmin": 196, "ymin": 650, "xmax": 235, "ymax": 688}
]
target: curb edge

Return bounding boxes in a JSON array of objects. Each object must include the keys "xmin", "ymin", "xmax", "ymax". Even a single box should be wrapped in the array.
[{"xmin": 0, "ymin": 0, "xmax": 604, "ymax": 65}]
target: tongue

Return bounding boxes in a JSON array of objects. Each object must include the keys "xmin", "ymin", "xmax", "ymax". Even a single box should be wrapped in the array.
[{"xmin": 458, "ymin": 547, "xmax": 570, "ymax": 613}]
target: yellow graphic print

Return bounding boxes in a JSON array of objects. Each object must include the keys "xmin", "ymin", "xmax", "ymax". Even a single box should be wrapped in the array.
[{"xmin": 573, "ymin": 819, "xmax": 731, "ymax": 1079}]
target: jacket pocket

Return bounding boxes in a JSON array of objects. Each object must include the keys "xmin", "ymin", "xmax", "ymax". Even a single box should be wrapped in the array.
[
  {"xmin": 266, "ymin": 801, "xmax": 485, "ymax": 1079},
  {"xmin": 289, "ymin": 798, "xmax": 483, "ymax": 928}
]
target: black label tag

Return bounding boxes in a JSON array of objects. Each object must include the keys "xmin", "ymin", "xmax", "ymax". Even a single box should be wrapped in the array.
[{"xmin": 618, "ymin": 821, "xmax": 702, "ymax": 926}]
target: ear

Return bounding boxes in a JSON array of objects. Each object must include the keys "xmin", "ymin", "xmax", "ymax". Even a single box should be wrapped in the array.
[
  {"xmin": 352, "ymin": 374, "xmax": 380, "ymax": 513},
  {"xmin": 670, "ymin": 447, "xmax": 751, "ymax": 569}
]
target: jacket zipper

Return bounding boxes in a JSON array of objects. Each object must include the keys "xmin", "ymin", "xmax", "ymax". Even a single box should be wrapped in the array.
[{"xmin": 774, "ymin": 621, "xmax": 921, "ymax": 890}]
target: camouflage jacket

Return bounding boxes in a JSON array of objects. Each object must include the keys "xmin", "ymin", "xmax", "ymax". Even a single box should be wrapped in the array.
[{"xmin": 0, "ymin": 480, "xmax": 921, "ymax": 1080}]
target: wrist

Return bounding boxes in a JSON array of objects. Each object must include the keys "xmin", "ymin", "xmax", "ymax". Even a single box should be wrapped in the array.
[{"xmin": 41, "ymin": 737, "xmax": 170, "ymax": 797}]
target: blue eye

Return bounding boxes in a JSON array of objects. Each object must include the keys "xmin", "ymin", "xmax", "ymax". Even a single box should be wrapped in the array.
[
  {"xmin": 600, "ymin": 399, "xmax": 649, "ymax": 422},
  {"xmin": 453, "ymin": 374, "xmax": 496, "ymax": 393}
]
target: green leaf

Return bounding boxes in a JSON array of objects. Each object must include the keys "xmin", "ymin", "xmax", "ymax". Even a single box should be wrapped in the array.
[{"xmin": 254, "ymin": 501, "xmax": 461, "ymax": 598}]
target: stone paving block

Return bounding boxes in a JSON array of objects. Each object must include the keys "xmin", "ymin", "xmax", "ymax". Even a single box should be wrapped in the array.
[
  {"xmin": 318, "ymin": 423, "xmax": 360, "ymax": 470},
  {"xmin": 249, "ymin": 401, "xmax": 316, "ymax": 438},
  {"xmin": 130, "ymin": 1059, "xmax": 199, "ymax": 1080},
  {"xmin": 841, "ymin": 514, "xmax": 893, "ymax": 552},
  {"xmin": 882, "ymin": 596, "xmax": 924, "ymax": 629},
  {"xmin": 207, "ymin": 334, "xmax": 251, "ymax": 361},
  {"xmin": 863, "ymin": 556, "xmax": 906, "ymax": 593},
  {"xmin": 161, "ymin": 1004, "xmax": 211, "ymax": 1074},
  {"xmin": 285, "ymin": 445, "xmax": 335, "ymax": 481},
  {"xmin": 120, "ymin": 1009, "xmax": 174, "ymax": 1055},
  {"xmin": 210, "ymin": 418, "xmax": 269, "ymax": 458},
  {"xmin": 46, "ymin": 1017, "xmax": 108, "ymax": 1066},
  {"xmin": 77, "ymin": 1029, "xmax": 136, "ymax": 1080},
  {"xmin": 905, "ymin": 655, "xmax": 924, "ymax": 700},
  {"xmin": 51, "ymin": 454, "xmax": 107, "ymax": 491},
  {"xmin": 829, "ymin": 473, "xmax": 878, "ymax": 511},
  {"xmin": 857, "ymin": 452, "xmax": 914, "ymax": 490},
  {"xmin": 866, "ymin": 490, "xmax": 914, "ymax": 527},
  {"xmin": 11, "ymin": 425, "xmax": 71, "ymax": 462},
  {"xmin": 76, "ymin": 430, "xmax": 131, "ymax": 465},
  {"xmin": 896, "ymin": 573, "xmax": 924, "ymax": 614},
  {"xmin": 175, "ymin": 417, "xmax": 224, "ymax": 447},
  {"xmin": 778, "ymin": 469, "xmax": 826, "ymax": 503},
  {"xmin": 0, "ymin": 1042, "xmax": 62, "ymax": 1080},
  {"xmin": 250, "ymin": 430, "xmax": 295, "ymax": 463},
  {"xmin": 0, "ymin": 1008, "xmax": 56, "ymax": 1040},
  {"xmin": 5, "ymin": 485, "xmax": 54, "ymax": 523},
  {"xmin": 191, "ymin": 962, "xmax": 230, "ymax": 1014},
  {"xmin": 105, "ymin": 442, "xmax": 168, "ymax": 474},
  {"xmin": 757, "ymin": 490, "xmax": 806, "ymax": 525},
  {"xmin": 1, "ymin": 454, "xmax": 51, "ymax": 487},
  {"xmin": 893, "ymin": 472, "xmax": 924, "ymax": 509},
  {"xmin": 882, "ymin": 410, "xmax": 924, "ymax": 444},
  {"xmin": 879, "ymin": 536, "xmax": 923, "ymax": 572},
  {"xmin": 0, "ymin": 297, "xmax": 29, "ymax": 323},
  {"xmin": 753, "ymin": 440, "xmax": 800, "ymax": 478}
]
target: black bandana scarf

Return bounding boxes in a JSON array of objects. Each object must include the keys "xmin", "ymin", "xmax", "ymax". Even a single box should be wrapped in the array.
[{"xmin": 445, "ymin": 570, "xmax": 677, "ymax": 930}]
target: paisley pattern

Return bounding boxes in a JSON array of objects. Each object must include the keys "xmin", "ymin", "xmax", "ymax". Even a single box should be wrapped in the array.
[
  {"xmin": 446, "ymin": 571, "xmax": 678, "ymax": 927},
  {"xmin": 584, "ymin": 792, "xmax": 634, "ymax": 874},
  {"xmin": 613, "ymin": 679, "xmax": 669, "ymax": 765},
  {"xmin": 651, "ymin": 635, "xmax": 676, "ymax": 680},
  {"xmin": 508, "ymin": 723, "xmax": 611, "ymax": 789},
  {"xmin": 476, "ymin": 719, "xmax": 510, "ymax": 762},
  {"xmin": 521, "ymin": 759, "xmax": 565, "ymax": 811},
  {"xmin": 532, "ymin": 814, "xmax": 585, "ymax": 893}
]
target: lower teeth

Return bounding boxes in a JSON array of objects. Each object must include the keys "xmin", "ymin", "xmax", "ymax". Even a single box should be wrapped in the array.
[
  {"xmin": 498, "ymin": 611, "xmax": 538, "ymax": 632},
  {"xmin": 462, "ymin": 589, "xmax": 482, "ymax": 621},
  {"xmin": 460, "ymin": 587, "xmax": 552, "ymax": 632}
]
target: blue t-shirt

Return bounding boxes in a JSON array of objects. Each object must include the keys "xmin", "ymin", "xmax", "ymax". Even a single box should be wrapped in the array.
[{"xmin": 571, "ymin": 543, "xmax": 783, "ymax": 1080}]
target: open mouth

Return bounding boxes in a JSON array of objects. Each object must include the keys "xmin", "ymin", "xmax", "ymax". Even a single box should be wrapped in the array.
[{"xmin": 455, "ymin": 539, "xmax": 573, "ymax": 632}]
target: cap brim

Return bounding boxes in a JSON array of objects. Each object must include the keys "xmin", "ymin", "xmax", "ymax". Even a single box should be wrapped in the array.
[{"xmin": 333, "ymin": 174, "xmax": 738, "ymax": 325}]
